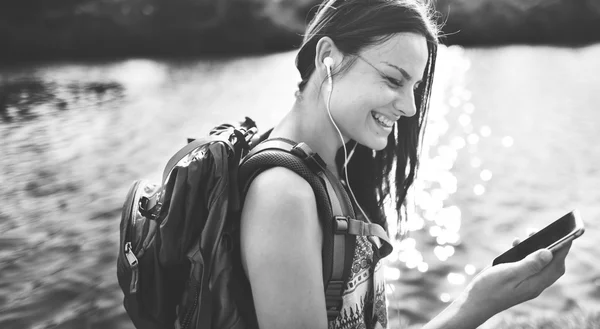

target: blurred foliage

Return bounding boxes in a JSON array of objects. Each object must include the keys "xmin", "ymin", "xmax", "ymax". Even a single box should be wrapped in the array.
[
  {"xmin": 436, "ymin": 0, "xmax": 600, "ymax": 45},
  {"xmin": 0, "ymin": 0, "xmax": 309, "ymax": 60},
  {"xmin": 0, "ymin": 0, "xmax": 599, "ymax": 61}
]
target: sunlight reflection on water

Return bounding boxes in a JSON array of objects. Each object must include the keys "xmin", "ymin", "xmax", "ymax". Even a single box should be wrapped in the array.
[
  {"xmin": 387, "ymin": 43, "xmax": 600, "ymax": 327},
  {"xmin": 383, "ymin": 46, "xmax": 502, "ymax": 309},
  {"xmin": 385, "ymin": 46, "xmax": 474, "ymax": 271},
  {"xmin": 2, "ymin": 43, "xmax": 600, "ymax": 328}
]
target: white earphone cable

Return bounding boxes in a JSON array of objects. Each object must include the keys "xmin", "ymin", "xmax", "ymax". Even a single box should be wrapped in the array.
[{"xmin": 325, "ymin": 63, "xmax": 371, "ymax": 224}]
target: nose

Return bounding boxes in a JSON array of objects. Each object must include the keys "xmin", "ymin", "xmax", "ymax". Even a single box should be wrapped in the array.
[{"xmin": 393, "ymin": 89, "xmax": 417, "ymax": 118}]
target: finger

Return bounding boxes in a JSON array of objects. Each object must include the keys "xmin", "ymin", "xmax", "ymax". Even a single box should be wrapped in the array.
[
  {"xmin": 513, "ymin": 229, "xmax": 537, "ymax": 247},
  {"xmin": 549, "ymin": 241, "xmax": 571, "ymax": 277},
  {"xmin": 527, "ymin": 242, "xmax": 572, "ymax": 283},
  {"xmin": 551, "ymin": 240, "xmax": 573, "ymax": 256},
  {"xmin": 516, "ymin": 248, "xmax": 553, "ymax": 277},
  {"xmin": 515, "ymin": 243, "xmax": 572, "ymax": 298},
  {"xmin": 548, "ymin": 241, "xmax": 571, "ymax": 272}
]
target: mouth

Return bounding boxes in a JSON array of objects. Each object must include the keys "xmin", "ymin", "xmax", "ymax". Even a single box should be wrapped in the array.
[{"xmin": 371, "ymin": 111, "xmax": 395, "ymax": 129}]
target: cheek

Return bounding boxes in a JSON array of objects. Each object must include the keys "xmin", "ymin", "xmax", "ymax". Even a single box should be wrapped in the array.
[
  {"xmin": 339, "ymin": 80, "xmax": 384, "ymax": 105},
  {"xmin": 340, "ymin": 91, "xmax": 393, "ymax": 123},
  {"xmin": 333, "ymin": 95, "xmax": 370, "ymax": 124},
  {"xmin": 330, "ymin": 81, "xmax": 394, "ymax": 132}
]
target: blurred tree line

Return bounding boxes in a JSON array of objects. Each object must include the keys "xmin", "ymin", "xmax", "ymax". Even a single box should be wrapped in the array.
[
  {"xmin": 0, "ymin": 0, "xmax": 303, "ymax": 59},
  {"xmin": 436, "ymin": 0, "xmax": 600, "ymax": 45},
  {"xmin": 1, "ymin": 0, "xmax": 599, "ymax": 61}
]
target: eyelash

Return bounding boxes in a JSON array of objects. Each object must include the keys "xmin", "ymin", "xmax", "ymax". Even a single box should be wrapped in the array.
[
  {"xmin": 385, "ymin": 75, "xmax": 421, "ymax": 91},
  {"xmin": 385, "ymin": 76, "xmax": 403, "ymax": 88}
]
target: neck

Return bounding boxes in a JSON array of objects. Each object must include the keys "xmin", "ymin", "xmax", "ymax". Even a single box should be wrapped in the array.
[{"xmin": 270, "ymin": 95, "xmax": 348, "ymax": 177}]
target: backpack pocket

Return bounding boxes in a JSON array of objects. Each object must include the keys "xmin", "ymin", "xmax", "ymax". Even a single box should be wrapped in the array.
[
  {"xmin": 117, "ymin": 180, "xmax": 158, "ymax": 294},
  {"xmin": 118, "ymin": 180, "xmax": 179, "ymax": 328}
]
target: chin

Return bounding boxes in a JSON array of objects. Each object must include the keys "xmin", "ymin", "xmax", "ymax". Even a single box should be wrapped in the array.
[{"xmin": 360, "ymin": 136, "xmax": 388, "ymax": 151}]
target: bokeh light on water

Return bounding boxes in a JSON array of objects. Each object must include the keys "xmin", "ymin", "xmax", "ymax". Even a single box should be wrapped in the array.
[
  {"xmin": 384, "ymin": 45, "xmax": 480, "ymax": 270},
  {"xmin": 386, "ymin": 43, "xmax": 600, "ymax": 327},
  {"xmin": 384, "ymin": 45, "xmax": 502, "ymax": 321}
]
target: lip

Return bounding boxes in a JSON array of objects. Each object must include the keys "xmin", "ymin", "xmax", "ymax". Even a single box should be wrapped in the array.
[
  {"xmin": 370, "ymin": 111, "xmax": 394, "ymax": 131},
  {"xmin": 372, "ymin": 110, "xmax": 398, "ymax": 122}
]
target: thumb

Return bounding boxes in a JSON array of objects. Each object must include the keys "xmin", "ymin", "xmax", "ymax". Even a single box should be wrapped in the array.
[{"xmin": 518, "ymin": 249, "xmax": 553, "ymax": 276}]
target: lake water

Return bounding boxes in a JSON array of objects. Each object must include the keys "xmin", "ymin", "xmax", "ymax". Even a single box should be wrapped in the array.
[{"xmin": 1, "ymin": 44, "xmax": 599, "ymax": 328}]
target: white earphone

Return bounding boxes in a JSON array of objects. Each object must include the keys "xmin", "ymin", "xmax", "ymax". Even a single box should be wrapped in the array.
[{"xmin": 323, "ymin": 56, "xmax": 334, "ymax": 88}]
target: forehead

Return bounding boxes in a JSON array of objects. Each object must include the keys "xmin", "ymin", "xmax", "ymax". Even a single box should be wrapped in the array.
[{"xmin": 360, "ymin": 32, "xmax": 429, "ymax": 78}]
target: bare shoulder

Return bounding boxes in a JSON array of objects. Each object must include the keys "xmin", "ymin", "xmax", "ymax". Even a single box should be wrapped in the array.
[
  {"xmin": 244, "ymin": 166, "xmax": 316, "ymax": 212},
  {"xmin": 240, "ymin": 166, "xmax": 321, "ymax": 242},
  {"xmin": 239, "ymin": 166, "xmax": 327, "ymax": 327}
]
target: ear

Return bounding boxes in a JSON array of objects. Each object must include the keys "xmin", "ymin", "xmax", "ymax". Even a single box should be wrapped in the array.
[{"xmin": 314, "ymin": 37, "xmax": 343, "ymax": 78}]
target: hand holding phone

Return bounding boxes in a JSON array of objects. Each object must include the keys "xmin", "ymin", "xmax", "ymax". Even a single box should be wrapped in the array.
[{"xmin": 492, "ymin": 209, "xmax": 585, "ymax": 266}]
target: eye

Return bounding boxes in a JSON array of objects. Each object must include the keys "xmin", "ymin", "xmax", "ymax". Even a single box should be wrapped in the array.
[{"xmin": 385, "ymin": 76, "xmax": 403, "ymax": 88}]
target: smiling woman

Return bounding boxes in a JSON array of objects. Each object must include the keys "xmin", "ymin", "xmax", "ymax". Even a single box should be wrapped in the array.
[
  {"xmin": 239, "ymin": 1, "xmax": 439, "ymax": 326},
  {"xmin": 238, "ymin": 0, "xmax": 577, "ymax": 329}
]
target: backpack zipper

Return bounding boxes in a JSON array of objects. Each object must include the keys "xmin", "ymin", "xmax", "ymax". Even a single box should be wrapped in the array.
[
  {"xmin": 124, "ymin": 242, "xmax": 139, "ymax": 293},
  {"xmin": 180, "ymin": 283, "xmax": 201, "ymax": 329}
]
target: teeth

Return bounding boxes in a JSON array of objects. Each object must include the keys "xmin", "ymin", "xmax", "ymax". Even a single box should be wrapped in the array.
[{"xmin": 372, "ymin": 112, "xmax": 394, "ymax": 128}]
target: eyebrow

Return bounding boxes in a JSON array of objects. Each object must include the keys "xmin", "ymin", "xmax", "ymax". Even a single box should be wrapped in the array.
[{"xmin": 384, "ymin": 61, "xmax": 413, "ymax": 81}]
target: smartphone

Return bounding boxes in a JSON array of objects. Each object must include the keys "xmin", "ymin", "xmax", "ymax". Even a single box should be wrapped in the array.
[{"xmin": 492, "ymin": 209, "xmax": 585, "ymax": 266}]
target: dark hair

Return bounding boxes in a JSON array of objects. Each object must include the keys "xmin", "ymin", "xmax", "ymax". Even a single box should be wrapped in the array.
[{"xmin": 295, "ymin": 0, "xmax": 440, "ymax": 237}]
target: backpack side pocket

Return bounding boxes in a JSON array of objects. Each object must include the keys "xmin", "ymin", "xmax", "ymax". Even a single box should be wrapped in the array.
[{"xmin": 117, "ymin": 180, "xmax": 174, "ymax": 329}]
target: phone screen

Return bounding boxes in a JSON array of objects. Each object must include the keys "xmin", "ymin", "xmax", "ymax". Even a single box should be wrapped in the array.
[{"xmin": 492, "ymin": 211, "xmax": 577, "ymax": 266}]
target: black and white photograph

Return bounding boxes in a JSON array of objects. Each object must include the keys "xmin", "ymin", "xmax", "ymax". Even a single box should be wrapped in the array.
[{"xmin": 1, "ymin": 0, "xmax": 599, "ymax": 328}]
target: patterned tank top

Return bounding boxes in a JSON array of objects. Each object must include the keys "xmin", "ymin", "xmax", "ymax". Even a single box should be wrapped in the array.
[{"xmin": 328, "ymin": 234, "xmax": 388, "ymax": 329}]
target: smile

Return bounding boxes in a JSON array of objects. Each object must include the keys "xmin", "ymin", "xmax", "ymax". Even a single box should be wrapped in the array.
[{"xmin": 371, "ymin": 111, "xmax": 395, "ymax": 129}]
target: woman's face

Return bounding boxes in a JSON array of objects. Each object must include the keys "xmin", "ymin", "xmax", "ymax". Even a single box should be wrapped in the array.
[{"xmin": 328, "ymin": 32, "xmax": 429, "ymax": 151}]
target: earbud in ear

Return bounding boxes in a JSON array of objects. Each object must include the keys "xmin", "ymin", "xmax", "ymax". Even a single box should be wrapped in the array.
[{"xmin": 323, "ymin": 57, "xmax": 334, "ymax": 89}]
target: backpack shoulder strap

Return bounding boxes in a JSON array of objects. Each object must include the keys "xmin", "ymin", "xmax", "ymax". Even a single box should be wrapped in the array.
[{"xmin": 238, "ymin": 138, "xmax": 392, "ymax": 321}]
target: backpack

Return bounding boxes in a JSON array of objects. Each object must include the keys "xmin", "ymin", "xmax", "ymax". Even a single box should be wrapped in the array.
[{"xmin": 116, "ymin": 117, "xmax": 393, "ymax": 329}]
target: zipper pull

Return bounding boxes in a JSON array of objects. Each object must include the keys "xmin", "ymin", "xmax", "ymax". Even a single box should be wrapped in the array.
[
  {"xmin": 124, "ymin": 242, "xmax": 138, "ymax": 267},
  {"xmin": 124, "ymin": 242, "xmax": 139, "ymax": 293},
  {"xmin": 130, "ymin": 267, "xmax": 139, "ymax": 294}
]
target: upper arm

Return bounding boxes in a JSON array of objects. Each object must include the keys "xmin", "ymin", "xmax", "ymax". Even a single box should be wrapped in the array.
[{"xmin": 240, "ymin": 167, "xmax": 327, "ymax": 329}]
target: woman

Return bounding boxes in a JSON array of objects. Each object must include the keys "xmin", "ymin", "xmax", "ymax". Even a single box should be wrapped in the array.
[{"xmin": 239, "ymin": 0, "xmax": 571, "ymax": 328}]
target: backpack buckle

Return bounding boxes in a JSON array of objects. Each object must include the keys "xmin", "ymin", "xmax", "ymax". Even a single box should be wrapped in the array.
[
  {"xmin": 291, "ymin": 142, "xmax": 327, "ymax": 173},
  {"xmin": 334, "ymin": 216, "xmax": 349, "ymax": 234},
  {"xmin": 139, "ymin": 196, "xmax": 161, "ymax": 220}
]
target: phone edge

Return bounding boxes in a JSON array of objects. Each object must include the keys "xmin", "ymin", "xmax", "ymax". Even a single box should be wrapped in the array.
[{"xmin": 492, "ymin": 209, "xmax": 585, "ymax": 265}]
